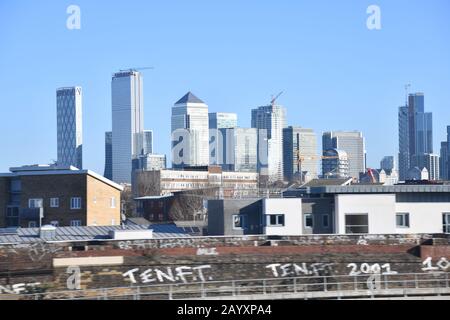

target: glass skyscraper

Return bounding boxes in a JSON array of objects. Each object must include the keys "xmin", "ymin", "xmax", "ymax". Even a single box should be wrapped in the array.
[
  {"xmin": 56, "ymin": 86, "xmax": 82, "ymax": 169},
  {"xmin": 171, "ymin": 92, "xmax": 209, "ymax": 168},
  {"xmin": 220, "ymin": 128, "xmax": 258, "ymax": 172},
  {"xmin": 111, "ymin": 71, "xmax": 144, "ymax": 184},
  {"xmin": 104, "ymin": 131, "xmax": 113, "ymax": 180},
  {"xmin": 251, "ymin": 104, "xmax": 287, "ymax": 181},
  {"xmin": 283, "ymin": 127, "xmax": 318, "ymax": 182},
  {"xmin": 142, "ymin": 130, "xmax": 153, "ymax": 155},
  {"xmin": 209, "ymin": 113, "xmax": 238, "ymax": 129}
]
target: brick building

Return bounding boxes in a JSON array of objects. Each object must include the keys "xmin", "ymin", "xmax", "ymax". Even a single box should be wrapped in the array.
[{"xmin": 0, "ymin": 165, "xmax": 123, "ymax": 228}]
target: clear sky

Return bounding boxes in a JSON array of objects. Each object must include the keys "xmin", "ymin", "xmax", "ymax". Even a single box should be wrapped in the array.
[{"xmin": 0, "ymin": 0, "xmax": 449, "ymax": 174}]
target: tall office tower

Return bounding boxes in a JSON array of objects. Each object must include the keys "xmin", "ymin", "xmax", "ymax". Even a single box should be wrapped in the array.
[
  {"xmin": 104, "ymin": 131, "xmax": 113, "ymax": 180},
  {"xmin": 322, "ymin": 149, "xmax": 349, "ymax": 178},
  {"xmin": 424, "ymin": 154, "xmax": 440, "ymax": 181},
  {"xmin": 283, "ymin": 127, "xmax": 318, "ymax": 182},
  {"xmin": 171, "ymin": 92, "xmax": 209, "ymax": 168},
  {"xmin": 209, "ymin": 113, "xmax": 237, "ymax": 165},
  {"xmin": 142, "ymin": 130, "xmax": 153, "ymax": 155},
  {"xmin": 251, "ymin": 104, "xmax": 287, "ymax": 181},
  {"xmin": 209, "ymin": 112, "xmax": 238, "ymax": 129},
  {"xmin": 440, "ymin": 141, "xmax": 448, "ymax": 180},
  {"xmin": 322, "ymin": 131, "xmax": 365, "ymax": 180},
  {"xmin": 111, "ymin": 70, "xmax": 144, "ymax": 184},
  {"xmin": 398, "ymin": 105, "xmax": 410, "ymax": 180},
  {"xmin": 56, "ymin": 87, "xmax": 83, "ymax": 169},
  {"xmin": 220, "ymin": 128, "xmax": 258, "ymax": 172},
  {"xmin": 380, "ymin": 156, "xmax": 395, "ymax": 171},
  {"xmin": 447, "ymin": 126, "xmax": 450, "ymax": 180},
  {"xmin": 408, "ymin": 93, "xmax": 433, "ymax": 168}
]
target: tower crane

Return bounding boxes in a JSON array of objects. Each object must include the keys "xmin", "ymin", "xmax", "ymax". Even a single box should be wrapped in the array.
[
  {"xmin": 120, "ymin": 67, "xmax": 154, "ymax": 72},
  {"xmin": 271, "ymin": 91, "xmax": 284, "ymax": 106},
  {"xmin": 295, "ymin": 150, "xmax": 340, "ymax": 183}
]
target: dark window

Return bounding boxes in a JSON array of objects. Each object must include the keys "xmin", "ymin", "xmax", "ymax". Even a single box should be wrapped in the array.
[
  {"xmin": 267, "ymin": 214, "xmax": 285, "ymax": 227},
  {"xmin": 304, "ymin": 214, "xmax": 313, "ymax": 228},
  {"xmin": 444, "ymin": 213, "xmax": 450, "ymax": 234},
  {"xmin": 396, "ymin": 213, "xmax": 410, "ymax": 228},
  {"xmin": 345, "ymin": 214, "xmax": 369, "ymax": 234},
  {"xmin": 322, "ymin": 214, "xmax": 330, "ymax": 228},
  {"xmin": 6, "ymin": 207, "xmax": 19, "ymax": 227}
]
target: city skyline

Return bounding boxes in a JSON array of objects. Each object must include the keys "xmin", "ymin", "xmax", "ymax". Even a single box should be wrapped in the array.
[{"xmin": 1, "ymin": 1, "xmax": 450, "ymax": 174}]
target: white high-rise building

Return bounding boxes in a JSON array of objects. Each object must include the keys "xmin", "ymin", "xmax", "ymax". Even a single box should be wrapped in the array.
[
  {"xmin": 57, "ymin": 87, "xmax": 83, "ymax": 169},
  {"xmin": 322, "ymin": 131, "xmax": 366, "ymax": 180},
  {"xmin": 423, "ymin": 153, "xmax": 440, "ymax": 181},
  {"xmin": 251, "ymin": 104, "xmax": 287, "ymax": 181},
  {"xmin": 111, "ymin": 71, "xmax": 144, "ymax": 184},
  {"xmin": 171, "ymin": 92, "xmax": 209, "ymax": 168}
]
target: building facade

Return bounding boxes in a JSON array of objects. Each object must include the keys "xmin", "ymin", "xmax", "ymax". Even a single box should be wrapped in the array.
[
  {"xmin": 143, "ymin": 130, "xmax": 153, "ymax": 155},
  {"xmin": 322, "ymin": 131, "xmax": 365, "ymax": 180},
  {"xmin": 380, "ymin": 156, "xmax": 395, "ymax": 171},
  {"xmin": 398, "ymin": 105, "xmax": 410, "ymax": 181},
  {"xmin": 322, "ymin": 149, "xmax": 350, "ymax": 179},
  {"xmin": 440, "ymin": 142, "xmax": 449, "ymax": 180},
  {"xmin": 56, "ymin": 87, "xmax": 83, "ymax": 169},
  {"xmin": 111, "ymin": 71, "xmax": 144, "ymax": 184},
  {"xmin": 424, "ymin": 153, "xmax": 440, "ymax": 181},
  {"xmin": 220, "ymin": 128, "xmax": 258, "ymax": 172},
  {"xmin": 172, "ymin": 92, "xmax": 209, "ymax": 168},
  {"xmin": 283, "ymin": 126, "xmax": 318, "ymax": 182},
  {"xmin": 133, "ymin": 154, "xmax": 167, "ymax": 171},
  {"xmin": 251, "ymin": 105, "xmax": 286, "ymax": 181},
  {"xmin": 208, "ymin": 112, "xmax": 237, "ymax": 129},
  {"xmin": 0, "ymin": 165, "xmax": 123, "ymax": 228},
  {"xmin": 104, "ymin": 131, "xmax": 113, "ymax": 180}
]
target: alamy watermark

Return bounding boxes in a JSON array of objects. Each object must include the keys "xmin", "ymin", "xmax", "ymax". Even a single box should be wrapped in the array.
[
  {"xmin": 367, "ymin": 5, "xmax": 381, "ymax": 30},
  {"xmin": 66, "ymin": 5, "xmax": 81, "ymax": 30}
]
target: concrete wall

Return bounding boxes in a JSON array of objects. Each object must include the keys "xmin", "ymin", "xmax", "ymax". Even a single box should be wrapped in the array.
[
  {"xmin": 335, "ymin": 194, "xmax": 397, "ymax": 234},
  {"xmin": 395, "ymin": 202, "xmax": 449, "ymax": 234},
  {"xmin": 263, "ymin": 198, "xmax": 303, "ymax": 236}
]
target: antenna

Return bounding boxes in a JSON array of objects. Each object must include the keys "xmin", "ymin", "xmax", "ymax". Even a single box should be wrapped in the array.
[{"xmin": 404, "ymin": 84, "xmax": 411, "ymax": 106}]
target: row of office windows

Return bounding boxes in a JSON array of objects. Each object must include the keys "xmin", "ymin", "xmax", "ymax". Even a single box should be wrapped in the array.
[
  {"xmin": 28, "ymin": 197, "xmax": 116, "ymax": 210},
  {"xmin": 232, "ymin": 213, "xmax": 331, "ymax": 230}
]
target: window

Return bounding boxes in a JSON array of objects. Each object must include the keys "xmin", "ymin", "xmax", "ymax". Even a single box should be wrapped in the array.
[
  {"xmin": 322, "ymin": 214, "xmax": 330, "ymax": 228},
  {"xmin": 50, "ymin": 221, "xmax": 59, "ymax": 227},
  {"xmin": 304, "ymin": 214, "xmax": 313, "ymax": 228},
  {"xmin": 444, "ymin": 213, "xmax": 450, "ymax": 234},
  {"xmin": 70, "ymin": 220, "xmax": 82, "ymax": 227},
  {"xmin": 70, "ymin": 197, "xmax": 82, "ymax": 210},
  {"xmin": 6, "ymin": 207, "xmax": 19, "ymax": 227},
  {"xmin": 50, "ymin": 198, "xmax": 59, "ymax": 208},
  {"xmin": 396, "ymin": 213, "xmax": 410, "ymax": 228},
  {"xmin": 28, "ymin": 198, "xmax": 43, "ymax": 209},
  {"xmin": 28, "ymin": 221, "xmax": 37, "ymax": 228},
  {"xmin": 266, "ymin": 214, "xmax": 285, "ymax": 227},
  {"xmin": 345, "ymin": 214, "xmax": 369, "ymax": 234},
  {"xmin": 110, "ymin": 197, "xmax": 116, "ymax": 209},
  {"xmin": 232, "ymin": 214, "xmax": 246, "ymax": 230}
]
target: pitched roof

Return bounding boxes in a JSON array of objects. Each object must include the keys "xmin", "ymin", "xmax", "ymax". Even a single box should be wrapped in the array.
[{"xmin": 175, "ymin": 92, "xmax": 204, "ymax": 104}]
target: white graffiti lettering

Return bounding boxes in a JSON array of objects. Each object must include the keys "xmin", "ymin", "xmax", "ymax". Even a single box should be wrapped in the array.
[
  {"xmin": 422, "ymin": 257, "xmax": 450, "ymax": 272},
  {"xmin": 347, "ymin": 263, "xmax": 398, "ymax": 276},
  {"xmin": 196, "ymin": 247, "xmax": 218, "ymax": 256},
  {"xmin": 0, "ymin": 282, "xmax": 41, "ymax": 294},
  {"xmin": 266, "ymin": 263, "xmax": 335, "ymax": 278},
  {"xmin": 122, "ymin": 265, "xmax": 213, "ymax": 284}
]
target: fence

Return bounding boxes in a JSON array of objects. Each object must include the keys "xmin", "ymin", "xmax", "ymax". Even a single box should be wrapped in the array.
[{"xmin": 12, "ymin": 271, "xmax": 450, "ymax": 300}]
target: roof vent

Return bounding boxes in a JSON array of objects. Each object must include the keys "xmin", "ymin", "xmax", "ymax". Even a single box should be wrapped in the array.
[{"xmin": 40, "ymin": 225, "xmax": 57, "ymax": 240}]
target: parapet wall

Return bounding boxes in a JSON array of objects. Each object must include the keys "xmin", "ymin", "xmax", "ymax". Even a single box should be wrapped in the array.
[{"xmin": 0, "ymin": 233, "xmax": 449, "ymax": 295}]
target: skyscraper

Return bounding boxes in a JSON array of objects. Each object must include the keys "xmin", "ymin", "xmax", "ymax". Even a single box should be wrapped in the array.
[
  {"xmin": 408, "ymin": 93, "xmax": 433, "ymax": 168},
  {"xmin": 251, "ymin": 104, "xmax": 286, "ymax": 181},
  {"xmin": 322, "ymin": 131, "xmax": 365, "ymax": 180},
  {"xmin": 424, "ymin": 153, "xmax": 440, "ymax": 181},
  {"xmin": 399, "ymin": 92, "xmax": 434, "ymax": 181},
  {"xmin": 221, "ymin": 128, "xmax": 258, "ymax": 172},
  {"xmin": 171, "ymin": 92, "xmax": 209, "ymax": 168},
  {"xmin": 142, "ymin": 130, "xmax": 153, "ymax": 155},
  {"xmin": 283, "ymin": 127, "xmax": 318, "ymax": 182},
  {"xmin": 209, "ymin": 113, "xmax": 238, "ymax": 129},
  {"xmin": 104, "ymin": 131, "xmax": 113, "ymax": 180},
  {"xmin": 111, "ymin": 71, "xmax": 144, "ymax": 184},
  {"xmin": 56, "ymin": 87, "xmax": 82, "ymax": 169},
  {"xmin": 440, "ymin": 141, "xmax": 448, "ymax": 180},
  {"xmin": 398, "ymin": 105, "xmax": 410, "ymax": 181}
]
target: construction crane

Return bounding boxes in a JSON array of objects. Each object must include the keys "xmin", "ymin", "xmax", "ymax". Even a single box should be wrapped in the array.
[
  {"xmin": 120, "ymin": 67, "xmax": 154, "ymax": 72},
  {"xmin": 271, "ymin": 91, "xmax": 284, "ymax": 106},
  {"xmin": 367, "ymin": 168, "xmax": 377, "ymax": 184},
  {"xmin": 295, "ymin": 150, "xmax": 340, "ymax": 183}
]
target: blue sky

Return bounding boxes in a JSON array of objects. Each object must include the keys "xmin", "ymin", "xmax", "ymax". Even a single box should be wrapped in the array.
[{"xmin": 0, "ymin": 0, "xmax": 449, "ymax": 174}]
